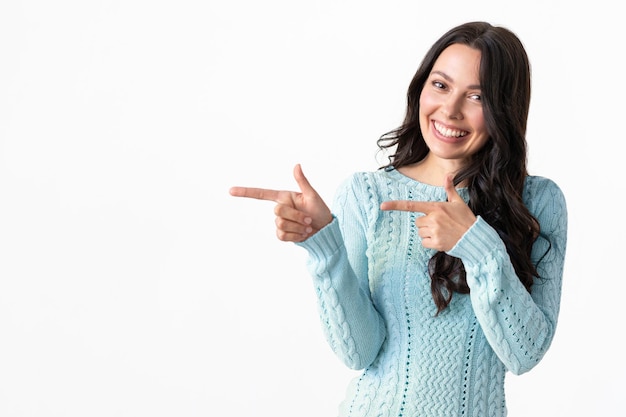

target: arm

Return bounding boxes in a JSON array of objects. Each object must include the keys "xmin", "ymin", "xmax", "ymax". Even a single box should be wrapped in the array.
[
  {"xmin": 230, "ymin": 166, "xmax": 384, "ymax": 369},
  {"xmin": 447, "ymin": 179, "xmax": 567, "ymax": 374},
  {"xmin": 297, "ymin": 176, "xmax": 386, "ymax": 370}
]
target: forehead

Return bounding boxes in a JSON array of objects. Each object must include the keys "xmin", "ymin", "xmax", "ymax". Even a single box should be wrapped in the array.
[{"xmin": 431, "ymin": 44, "xmax": 482, "ymax": 83}]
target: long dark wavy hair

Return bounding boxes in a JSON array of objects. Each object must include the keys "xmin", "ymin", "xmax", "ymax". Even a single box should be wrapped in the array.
[{"xmin": 378, "ymin": 21, "xmax": 540, "ymax": 315}]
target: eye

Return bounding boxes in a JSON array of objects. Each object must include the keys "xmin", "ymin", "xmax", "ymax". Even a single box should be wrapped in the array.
[
  {"xmin": 469, "ymin": 93, "xmax": 482, "ymax": 102},
  {"xmin": 432, "ymin": 80, "xmax": 446, "ymax": 90}
]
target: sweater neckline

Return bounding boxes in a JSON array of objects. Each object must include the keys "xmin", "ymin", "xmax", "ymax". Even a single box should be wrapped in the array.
[{"xmin": 384, "ymin": 167, "xmax": 470, "ymax": 200}]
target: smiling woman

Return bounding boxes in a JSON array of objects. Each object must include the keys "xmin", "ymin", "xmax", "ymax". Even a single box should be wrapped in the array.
[
  {"xmin": 230, "ymin": 21, "xmax": 567, "ymax": 417},
  {"xmin": 3, "ymin": 0, "xmax": 624, "ymax": 415}
]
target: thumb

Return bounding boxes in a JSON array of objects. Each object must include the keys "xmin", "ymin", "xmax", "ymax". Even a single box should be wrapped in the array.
[
  {"xmin": 444, "ymin": 174, "xmax": 463, "ymax": 203},
  {"xmin": 293, "ymin": 164, "xmax": 318, "ymax": 195}
]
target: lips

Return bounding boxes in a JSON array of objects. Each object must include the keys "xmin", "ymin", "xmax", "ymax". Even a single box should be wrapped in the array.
[{"xmin": 433, "ymin": 121, "xmax": 468, "ymax": 138}]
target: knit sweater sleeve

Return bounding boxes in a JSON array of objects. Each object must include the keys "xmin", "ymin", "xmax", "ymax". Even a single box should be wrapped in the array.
[
  {"xmin": 296, "ymin": 174, "xmax": 386, "ymax": 370},
  {"xmin": 447, "ymin": 177, "xmax": 568, "ymax": 375}
]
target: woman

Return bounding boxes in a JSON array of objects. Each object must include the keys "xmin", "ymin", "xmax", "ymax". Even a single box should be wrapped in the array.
[{"xmin": 230, "ymin": 21, "xmax": 567, "ymax": 417}]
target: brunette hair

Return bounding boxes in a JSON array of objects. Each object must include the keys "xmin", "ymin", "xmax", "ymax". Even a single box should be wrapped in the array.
[{"xmin": 378, "ymin": 21, "xmax": 540, "ymax": 315}]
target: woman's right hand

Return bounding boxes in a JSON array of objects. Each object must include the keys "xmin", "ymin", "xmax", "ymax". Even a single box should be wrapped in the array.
[{"xmin": 229, "ymin": 164, "xmax": 333, "ymax": 242}]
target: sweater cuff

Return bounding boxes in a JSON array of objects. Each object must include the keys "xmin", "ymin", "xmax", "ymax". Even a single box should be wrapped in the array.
[
  {"xmin": 295, "ymin": 216, "xmax": 344, "ymax": 263},
  {"xmin": 447, "ymin": 216, "xmax": 502, "ymax": 266}
]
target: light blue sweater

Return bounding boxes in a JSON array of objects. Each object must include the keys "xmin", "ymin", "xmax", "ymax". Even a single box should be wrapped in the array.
[{"xmin": 297, "ymin": 168, "xmax": 567, "ymax": 417}]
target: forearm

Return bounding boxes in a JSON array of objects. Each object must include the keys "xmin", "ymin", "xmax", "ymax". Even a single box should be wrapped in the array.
[
  {"xmin": 448, "ymin": 217, "xmax": 563, "ymax": 374},
  {"xmin": 298, "ymin": 219, "xmax": 386, "ymax": 370}
]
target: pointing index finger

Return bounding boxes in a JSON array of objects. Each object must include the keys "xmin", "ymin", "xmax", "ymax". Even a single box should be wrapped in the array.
[
  {"xmin": 229, "ymin": 186, "xmax": 282, "ymax": 202},
  {"xmin": 380, "ymin": 200, "xmax": 436, "ymax": 214}
]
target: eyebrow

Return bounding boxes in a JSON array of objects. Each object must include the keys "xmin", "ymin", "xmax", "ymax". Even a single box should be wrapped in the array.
[{"xmin": 431, "ymin": 70, "xmax": 481, "ymax": 90}]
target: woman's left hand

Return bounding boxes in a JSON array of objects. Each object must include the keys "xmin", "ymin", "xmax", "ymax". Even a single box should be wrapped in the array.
[{"xmin": 380, "ymin": 175, "xmax": 477, "ymax": 252}]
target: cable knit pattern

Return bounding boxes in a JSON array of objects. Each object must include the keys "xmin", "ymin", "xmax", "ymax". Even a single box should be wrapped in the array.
[{"xmin": 297, "ymin": 168, "xmax": 567, "ymax": 417}]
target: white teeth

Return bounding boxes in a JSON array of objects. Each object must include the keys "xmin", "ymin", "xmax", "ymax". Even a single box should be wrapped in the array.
[{"xmin": 434, "ymin": 121, "xmax": 467, "ymax": 138}]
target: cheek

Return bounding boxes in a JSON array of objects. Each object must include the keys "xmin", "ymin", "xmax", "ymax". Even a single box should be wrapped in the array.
[
  {"xmin": 419, "ymin": 91, "xmax": 436, "ymax": 125},
  {"xmin": 419, "ymin": 89, "xmax": 437, "ymax": 113},
  {"xmin": 468, "ymin": 110, "xmax": 490, "ymax": 149},
  {"xmin": 467, "ymin": 108, "xmax": 487, "ymax": 134}
]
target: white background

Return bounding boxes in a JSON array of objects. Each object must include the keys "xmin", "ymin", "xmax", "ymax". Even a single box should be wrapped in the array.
[{"xmin": 0, "ymin": 1, "xmax": 622, "ymax": 416}]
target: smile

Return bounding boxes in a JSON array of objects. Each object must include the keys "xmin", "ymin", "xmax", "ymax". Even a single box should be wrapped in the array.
[{"xmin": 433, "ymin": 121, "xmax": 468, "ymax": 138}]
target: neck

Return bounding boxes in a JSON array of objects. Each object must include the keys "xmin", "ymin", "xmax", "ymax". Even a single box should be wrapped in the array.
[{"xmin": 398, "ymin": 154, "xmax": 466, "ymax": 187}]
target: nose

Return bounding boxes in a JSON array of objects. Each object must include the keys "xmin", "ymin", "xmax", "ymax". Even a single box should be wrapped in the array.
[{"xmin": 441, "ymin": 96, "xmax": 463, "ymax": 120}]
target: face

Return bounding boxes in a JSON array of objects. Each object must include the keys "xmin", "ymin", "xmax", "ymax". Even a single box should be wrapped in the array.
[{"xmin": 419, "ymin": 43, "xmax": 490, "ymax": 167}]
